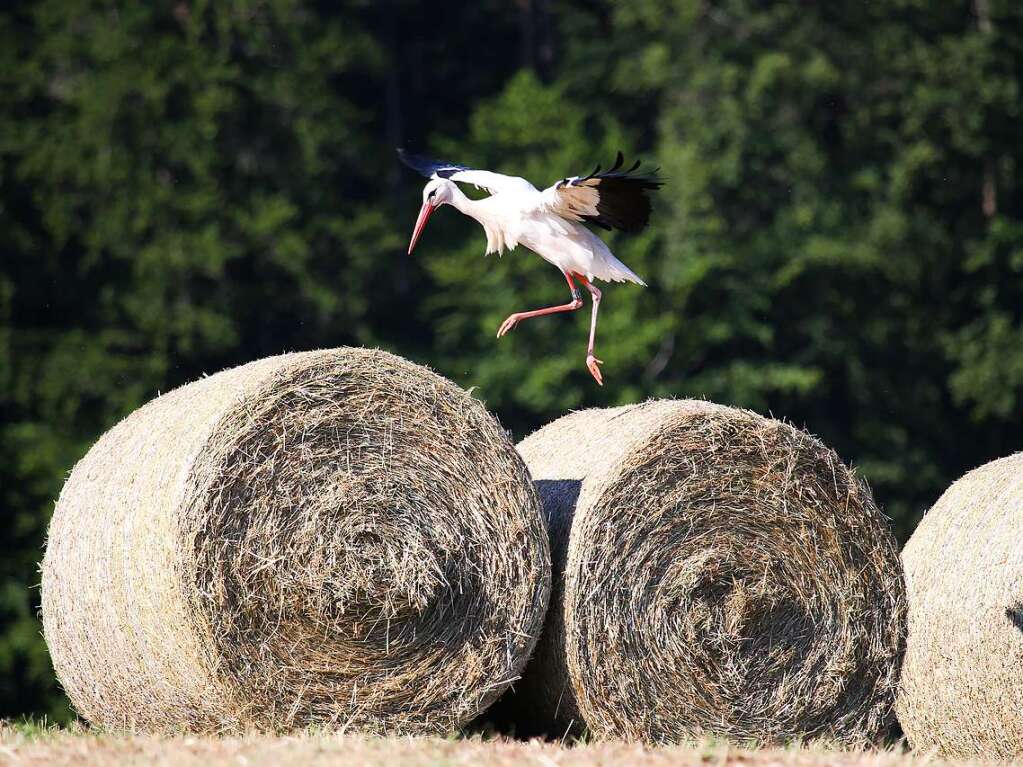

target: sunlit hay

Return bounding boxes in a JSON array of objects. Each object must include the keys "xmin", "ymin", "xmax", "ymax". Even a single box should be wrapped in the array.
[
  {"xmin": 504, "ymin": 400, "xmax": 905, "ymax": 745},
  {"xmin": 897, "ymin": 453, "xmax": 1023, "ymax": 759},
  {"xmin": 41, "ymin": 348, "xmax": 550, "ymax": 734}
]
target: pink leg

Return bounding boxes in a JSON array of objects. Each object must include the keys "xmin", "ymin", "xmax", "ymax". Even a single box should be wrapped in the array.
[
  {"xmin": 497, "ymin": 273, "xmax": 583, "ymax": 338},
  {"xmin": 576, "ymin": 275, "xmax": 604, "ymax": 386}
]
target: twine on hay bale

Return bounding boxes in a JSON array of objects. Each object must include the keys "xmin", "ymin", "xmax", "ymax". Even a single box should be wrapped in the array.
[
  {"xmin": 897, "ymin": 453, "xmax": 1023, "ymax": 759},
  {"xmin": 500, "ymin": 400, "xmax": 905, "ymax": 745},
  {"xmin": 41, "ymin": 348, "xmax": 550, "ymax": 734}
]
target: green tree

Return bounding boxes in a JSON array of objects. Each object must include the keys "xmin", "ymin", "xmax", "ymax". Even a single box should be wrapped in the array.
[{"xmin": 421, "ymin": 0, "xmax": 1023, "ymax": 539}]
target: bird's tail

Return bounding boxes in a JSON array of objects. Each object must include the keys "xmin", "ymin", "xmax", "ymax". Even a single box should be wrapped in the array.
[{"xmin": 605, "ymin": 254, "xmax": 647, "ymax": 286}]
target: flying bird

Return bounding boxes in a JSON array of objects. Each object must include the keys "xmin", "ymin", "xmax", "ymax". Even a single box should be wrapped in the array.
[{"xmin": 398, "ymin": 148, "xmax": 662, "ymax": 385}]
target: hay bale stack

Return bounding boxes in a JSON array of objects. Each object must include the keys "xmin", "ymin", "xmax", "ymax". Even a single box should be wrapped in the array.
[
  {"xmin": 897, "ymin": 453, "xmax": 1023, "ymax": 759},
  {"xmin": 508, "ymin": 400, "xmax": 905, "ymax": 744},
  {"xmin": 41, "ymin": 348, "xmax": 550, "ymax": 734}
]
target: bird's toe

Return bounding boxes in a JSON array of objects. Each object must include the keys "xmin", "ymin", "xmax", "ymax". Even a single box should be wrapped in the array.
[{"xmin": 497, "ymin": 315, "xmax": 519, "ymax": 338}]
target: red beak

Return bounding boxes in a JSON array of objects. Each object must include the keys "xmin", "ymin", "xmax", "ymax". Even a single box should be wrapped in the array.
[{"xmin": 408, "ymin": 202, "xmax": 435, "ymax": 255}]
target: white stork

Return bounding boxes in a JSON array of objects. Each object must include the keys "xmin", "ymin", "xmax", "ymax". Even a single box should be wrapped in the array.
[{"xmin": 398, "ymin": 149, "xmax": 662, "ymax": 385}]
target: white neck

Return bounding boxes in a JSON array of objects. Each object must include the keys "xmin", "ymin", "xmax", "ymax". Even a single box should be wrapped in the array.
[
  {"xmin": 446, "ymin": 186, "xmax": 508, "ymax": 256},
  {"xmin": 447, "ymin": 185, "xmax": 481, "ymax": 220}
]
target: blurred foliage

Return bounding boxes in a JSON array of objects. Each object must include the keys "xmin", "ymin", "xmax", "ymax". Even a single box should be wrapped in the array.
[{"xmin": 2, "ymin": 0, "xmax": 1023, "ymax": 719}]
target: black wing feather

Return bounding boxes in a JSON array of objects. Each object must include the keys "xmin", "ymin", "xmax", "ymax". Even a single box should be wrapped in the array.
[
  {"xmin": 396, "ymin": 148, "xmax": 469, "ymax": 179},
  {"xmin": 563, "ymin": 152, "xmax": 664, "ymax": 233}
]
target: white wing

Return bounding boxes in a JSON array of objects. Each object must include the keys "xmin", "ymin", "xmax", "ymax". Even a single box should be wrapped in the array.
[{"xmin": 397, "ymin": 150, "xmax": 535, "ymax": 195}]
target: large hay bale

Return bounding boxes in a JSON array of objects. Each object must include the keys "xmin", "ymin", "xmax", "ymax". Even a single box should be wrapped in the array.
[
  {"xmin": 897, "ymin": 453, "xmax": 1023, "ymax": 759},
  {"xmin": 504, "ymin": 400, "xmax": 905, "ymax": 744},
  {"xmin": 41, "ymin": 348, "xmax": 550, "ymax": 734}
]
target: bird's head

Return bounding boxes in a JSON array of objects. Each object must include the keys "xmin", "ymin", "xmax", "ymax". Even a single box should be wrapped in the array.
[{"xmin": 408, "ymin": 179, "xmax": 456, "ymax": 254}]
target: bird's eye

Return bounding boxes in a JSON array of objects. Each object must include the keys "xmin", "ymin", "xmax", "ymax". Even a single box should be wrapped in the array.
[{"xmin": 428, "ymin": 190, "xmax": 436, "ymax": 199}]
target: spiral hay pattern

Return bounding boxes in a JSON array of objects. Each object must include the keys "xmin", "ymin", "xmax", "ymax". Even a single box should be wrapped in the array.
[
  {"xmin": 507, "ymin": 400, "xmax": 905, "ymax": 745},
  {"xmin": 41, "ymin": 348, "xmax": 550, "ymax": 734},
  {"xmin": 897, "ymin": 453, "xmax": 1023, "ymax": 759}
]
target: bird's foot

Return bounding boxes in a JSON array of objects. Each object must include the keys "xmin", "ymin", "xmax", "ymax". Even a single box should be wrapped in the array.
[
  {"xmin": 586, "ymin": 354, "xmax": 604, "ymax": 386},
  {"xmin": 497, "ymin": 314, "xmax": 521, "ymax": 338}
]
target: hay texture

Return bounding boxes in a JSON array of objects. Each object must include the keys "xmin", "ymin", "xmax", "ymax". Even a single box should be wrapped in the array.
[
  {"xmin": 506, "ymin": 400, "xmax": 905, "ymax": 744},
  {"xmin": 897, "ymin": 453, "xmax": 1023, "ymax": 759},
  {"xmin": 41, "ymin": 348, "xmax": 550, "ymax": 734}
]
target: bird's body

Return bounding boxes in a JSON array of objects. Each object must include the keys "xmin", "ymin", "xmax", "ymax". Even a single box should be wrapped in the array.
[
  {"xmin": 440, "ymin": 178, "xmax": 647, "ymax": 286},
  {"xmin": 399, "ymin": 150, "xmax": 662, "ymax": 384}
]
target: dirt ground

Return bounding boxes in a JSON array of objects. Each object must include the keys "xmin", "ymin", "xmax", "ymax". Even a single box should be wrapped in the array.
[{"xmin": 0, "ymin": 728, "xmax": 987, "ymax": 767}]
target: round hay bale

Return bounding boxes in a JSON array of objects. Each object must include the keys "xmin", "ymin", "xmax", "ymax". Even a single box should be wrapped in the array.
[
  {"xmin": 503, "ymin": 400, "xmax": 905, "ymax": 744},
  {"xmin": 41, "ymin": 348, "xmax": 550, "ymax": 734},
  {"xmin": 897, "ymin": 453, "xmax": 1023, "ymax": 759}
]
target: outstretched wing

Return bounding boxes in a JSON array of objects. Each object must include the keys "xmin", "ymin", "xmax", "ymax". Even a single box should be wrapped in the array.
[
  {"xmin": 397, "ymin": 149, "xmax": 535, "ymax": 195},
  {"xmin": 540, "ymin": 151, "xmax": 663, "ymax": 233}
]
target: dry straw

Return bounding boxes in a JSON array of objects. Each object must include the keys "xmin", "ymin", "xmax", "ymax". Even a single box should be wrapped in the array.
[
  {"xmin": 897, "ymin": 453, "xmax": 1023, "ymax": 759},
  {"xmin": 501, "ymin": 400, "xmax": 905, "ymax": 745},
  {"xmin": 41, "ymin": 348, "xmax": 550, "ymax": 734}
]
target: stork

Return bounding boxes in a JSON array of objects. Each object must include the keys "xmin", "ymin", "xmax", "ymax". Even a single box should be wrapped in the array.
[{"xmin": 398, "ymin": 149, "xmax": 662, "ymax": 385}]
